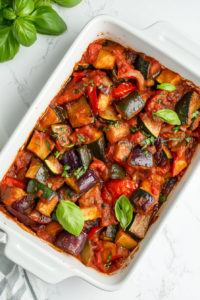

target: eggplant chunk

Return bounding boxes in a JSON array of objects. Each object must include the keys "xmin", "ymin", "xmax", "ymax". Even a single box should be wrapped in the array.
[
  {"xmin": 75, "ymin": 169, "xmax": 99, "ymax": 194},
  {"xmin": 55, "ymin": 230, "xmax": 87, "ymax": 255},
  {"xmin": 60, "ymin": 149, "xmax": 81, "ymax": 170},
  {"xmin": 127, "ymin": 209, "xmax": 153, "ymax": 239},
  {"xmin": 130, "ymin": 188, "xmax": 157, "ymax": 213},
  {"xmin": 5, "ymin": 205, "xmax": 38, "ymax": 227},
  {"xmin": 128, "ymin": 146, "xmax": 153, "ymax": 168}
]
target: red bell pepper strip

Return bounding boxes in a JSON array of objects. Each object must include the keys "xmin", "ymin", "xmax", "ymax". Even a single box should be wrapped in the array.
[
  {"xmin": 110, "ymin": 255, "xmax": 121, "ymax": 262},
  {"xmin": 112, "ymin": 82, "xmax": 137, "ymax": 98},
  {"xmin": 88, "ymin": 227, "xmax": 102, "ymax": 240},
  {"xmin": 73, "ymin": 70, "xmax": 92, "ymax": 83},
  {"xmin": 3, "ymin": 177, "xmax": 26, "ymax": 190},
  {"xmin": 87, "ymin": 85, "xmax": 99, "ymax": 112},
  {"xmin": 105, "ymin": 179, "xmax": 138, "ymax": 200},
  {"xmin": 150, "ymin": 89, "xmax": 168, "ymax": 101}
]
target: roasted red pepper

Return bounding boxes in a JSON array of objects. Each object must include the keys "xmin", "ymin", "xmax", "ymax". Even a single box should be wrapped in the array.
[
  {"xmin": 88, "ymin": 227, "xmax": 102, "ymax": 240},
  {"xmin": 112, "ymin": 82, "xmax": 137, "ymax": 98},
  {"xmin": 87, "ymin": 85, "xmax": 98, "ymax": 112},
  {"xmin": 2, "ymin": 177, "xmax": 26, "ymax": 190},
  {"xmin": 73, "ymin": 70, "xmax": 92, "ymax": 83},
  {"xmin": 172, "ymin": 149, "xmax": 187, "ymax": 177}
]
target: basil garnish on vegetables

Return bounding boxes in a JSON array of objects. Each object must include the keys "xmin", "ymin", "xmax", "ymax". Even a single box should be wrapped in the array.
[
  {"xmin": 152, "ymin": 109, "xmax": 181, "ymax": 125},
  {"xmin": 115, "ymin": 195, "xmax": 133, "ymax": 229},
  {"xmin": 157, "ymin": 83, "xmax": 177, "ymax": 92},
  {"xmin": 56, "ymin": 200, "xmax": 84, "ymax": 236}
]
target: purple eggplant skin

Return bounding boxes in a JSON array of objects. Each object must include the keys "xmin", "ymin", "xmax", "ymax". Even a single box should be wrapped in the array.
[
  {"xmin": 55, "ymin": 230, "xmax": 88, "ymax": 255},
  {"xmin": 83, "ymin": 218, "xmax": 100, "ymax": 233},
  {"xmin": 129, "ymin": 146, "xmax": 153, "ymax": 168},
  {"xmin": 75, "ymin": 169, "xmax": 99, "ymax": 194},
  {"xmin": 60, "ymin": 150, "xmax": 81, "ymax": 170},
  {"xmin": 130, "ymin": 188, "xmax": 157, "ymax": 213},
  {"xmin": 11, "ymin": 196, "xmax": 35, "ymax": 213},
  {"xmin": 162, "ymin": 177, "xmax": 178, "ymax": 197},
  {"xmin": 5, "ymin": 205, "xmax": 38, "ymax": 226}
]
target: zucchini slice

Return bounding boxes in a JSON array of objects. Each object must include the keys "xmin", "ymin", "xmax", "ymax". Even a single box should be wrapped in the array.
[
  {"xmin": 156, "ymin": 69, "xmax": 182, "ymax": 85},
  {"xmin": 27, "ymin": 180, "xmax": 56, "ymax": 200},
  {"xmin": 51, "ymin": 106, "xmax": 65, "ymax": 123},
  {"xmin": 162, "ymin": 144, "xmax": 173, "ymax": 160},
  {"xmin": 36, "ymin": 195, "xmax": 58, "ymax": 217},
  {"xmin": 114, "ymin": 91, "xmax": 145, "ymax": 120},
  {"xmin": 134, "ymin": 56, "xmax": 150, "ymax": 80},
  {"xmin": 44, "ymin": 155, "xmax": 63, "ymax": 175},
  {"xmin": 139, "ymin": 113, "xmax": 161, "ymax": 138},
  {"xmin": 65, "ymin": 175, "xmax": 80, "ymax": 193},
  {"xmin": 80, "ymin": 206, "xmax": 101, "ymax": 221},
  {"xmin": 98, "ymin": 106, "xmax": 120, "ymax": 121},
  {"xmin": 25, "ymin": 158, "xmax": 49, "ymax": 184},
  {"xmin": 175, "ymin": 91, "xmax": 200, "ymax": 125},
  {"xmin": 101, "ymin": 225, "xmax": 118, "ymax": 242},
  {"xmin": 93, "ymin": 50, "xmax": 115, "ymax": 70},
  {"xmin": 36, "ymin": 106, "xmax": 62, "ymax": 131},
  {"xmin": 77, "ymin": 145, "xmax": 92, "ymax": 167},
  {"xmin": 66, "ymin": 95, "xmax": 94, "ymax": 128},
  {"xmin": 130, "ymin": 187, "xmax": 157, "ymax": 213},
  {"xmin": 87, "ymin": 134, "xmax": 106, "ymax": 163},
  {"xmin": 51, "ymin": 124, "xmax": 73, "ymax": 148},
  {"xmin": 110, "ymin": 163, "xmax": 126, "ymax": 179},
  {"xmin": 115, "ymin": 231, "xmax": 138, "ymax": 250},
  {"xmin": 126, "ymin": 209, "xmax": 153, "ymax": 239},
  {"xmin": 27, "ymin": 131, "xmax": 55, "ymax": 160}
]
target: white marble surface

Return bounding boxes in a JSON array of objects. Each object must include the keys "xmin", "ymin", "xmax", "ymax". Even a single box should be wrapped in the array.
[{"xmin": 1, "ymin": 0, "xmax": 200, "ymax": 299}]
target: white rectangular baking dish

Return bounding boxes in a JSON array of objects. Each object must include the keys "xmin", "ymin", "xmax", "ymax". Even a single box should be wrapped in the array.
[{"xmin": 0, "ymin": 15, "xmax": 200, "ymax": 292}]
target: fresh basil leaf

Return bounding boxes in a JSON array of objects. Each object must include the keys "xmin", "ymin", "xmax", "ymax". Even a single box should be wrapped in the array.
[
  {"xmin": 0, "ymin": 27, "xmax": 20, "ymax": 62},
  {"xmin": 12, "ymin": 18, "xmax": 36, "ymax": 47},
  {"xmin": 33, "ymin": 0, "xmax": 52, "ymax": 9},
  {"xmin": 153, "ymin": 109, "xmax": 181, "ymax": 125},
  {"xmin": 0, "ymin": 16, "xmax": 8, "ymax": 26},
  {"xmin": 115, "ymin": 195, "xmax": 133, "ymax": 229},
  {"xmin": 0, "ymin": 7, "xmax": 16, "ymax": 19},
  {"xmin": 26, "ymin": 6, "xmax": 67, "ymax": 36},
  {"xmin": 13, "ymin": 0, "xmax": 34, "ymax": 16},
  {"xmin": 56, "ymin": 200, "xmax": 84, "ymax": 236},
  {"xmin": 157, "ymin": 83, "xmax": 177, "ymax": 92},
  {"xmin": 52, "ymin": 0, "xmax": 82, "ymax": 8}
]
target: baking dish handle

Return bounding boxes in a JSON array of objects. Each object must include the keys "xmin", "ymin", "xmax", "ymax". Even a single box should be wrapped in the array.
[{"xmin": 1, "ymin": 227, "xmax": 74, "ymax": 284}]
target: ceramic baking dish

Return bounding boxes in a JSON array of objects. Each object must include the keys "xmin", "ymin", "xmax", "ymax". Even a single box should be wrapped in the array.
[{"xmin": 0, "ymin": 15, "xmax": 200, "ymax": 292}]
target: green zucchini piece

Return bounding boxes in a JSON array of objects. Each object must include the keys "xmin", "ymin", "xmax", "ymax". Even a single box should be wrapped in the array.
[
  {"xmin": 162, "ymin": 144, "xmax": 173, "ymax": 160},
  {"xmin": 87, "ymin": 134, "xmax": 106, "ymax": 163},
  {"xmin": 105, "ymin": 225, "xmax": 118, "ymax": 241},
  {"xmin": 44, "ymin": 155, "xmax": 63, "ymax": 175},
  {"xmin": 126, "ymin": 209, "xmax": 153, "ymax": 239},
  {"xmin": 76, "ymin": 63, "xmax": 94, "ymax": 71},
  {"xmin": 66, "ymin": 95, "xmax": 94, "ymax": 128},
  {"xmin": 98, "ymin": 106, "xmax": 120, "ymax": 121},
  {"xmin": 51, "ymin": 106, "xmax": 65, "ymax": 123},
  {"xmin": 134, "ymin": 56, "xmax": 150, "ymax": 80},
  {"xmin": 139, "ymin": 113, "xmax": 161, "ymax": 138},
  {"xmin": 25, "ymin": 159, "xmax": 49, "ymax": 184},
  {"xmin": 107, "ymin": 64, "xmax": 125, "ymax": 85},
  {"xmin": 80, "ymin": 239, "xmax": 90, "ymax": 265},
  {"xmin": 114, "ymin": 91, "xmax": 145, "ymax": 120},
  {"xmin": 77, "ymin": 145, "xmax": 92, "ymax": 167},
  {"xmin": 110, "ymin": 163, "xmax": 125, "ymax": 179},
  {"xmin": 27, "ymin": 180, "xmax": 56, "ymax": 200},
  {"xmin": 175, "ymin": 91, "xmax": 200, "ymax": 125}
]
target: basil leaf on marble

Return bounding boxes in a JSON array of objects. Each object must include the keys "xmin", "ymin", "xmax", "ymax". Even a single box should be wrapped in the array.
[
  {"xmin": 0, "ymin": 7, "xmax": 16, "ymax": 19},
  {"xmin": 52, "ymin": 0, "xmax": 82, "ymax": 7},
  {"xmin": 0, "ymin": 26, "xmax": 20, "ymax": 62},
  {"xmin": 13, "ymin": 0, "xmax": 34, "ymax": 16},
  {"xmin": 12, "ymin": 18, "xmax": 37, "ymax": 47},
  {"xmin": 33, "ymin": 0, "xmax": 52, "ymax": 9}
]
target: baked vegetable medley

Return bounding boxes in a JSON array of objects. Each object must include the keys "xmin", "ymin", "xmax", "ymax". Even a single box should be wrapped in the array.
[{"xmin": 1, "ymin": 39, "xmax": 200, "ymax": 274}]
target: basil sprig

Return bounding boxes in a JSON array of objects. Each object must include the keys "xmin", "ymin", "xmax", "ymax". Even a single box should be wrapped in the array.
[
  {"xmin": 157, "ymin": 83, "xmax": 177, "ymax": 92},
  {"xmin": 115, "ymin": 195, "xmax": 133, "ymax": 229},
  {"xmin": 153, "ymin": 109, "xmax": 181, "ymax": 125},
  {"xmin": 0, "ymin": 0, "xmax": 82, "ymax": 62},
  {"xmin": 56, "ymin": 200, "xmax": 84, "ymax": 236}
]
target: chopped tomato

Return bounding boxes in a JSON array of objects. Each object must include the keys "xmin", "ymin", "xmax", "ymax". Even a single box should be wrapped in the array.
[
  {"xmin": 2, "ymin": 177, "xmax": 26, "ymax": 190},
  {"xmin": 101, "ymin": 185, "xmax": 113, "ymax": 203},
  {"xmin": 128, "ymin": 131, "xmax": 146, "ymax": 144},
  {"xmin": 73, "ymin": 70, "xmax": 92, "ymax": 83},
  {"xmin": 83, "ymin": 43, "xmax": 102, "ymax": 64},
  {"xmin": 126, "ymin": 116, "xmax": 138, "ymax": 128},
  {"xmin": 105, "ymin": 179, "xmax": 138, "ymax": 200},
  {"xmin": 69, "ymin": 125, "xmax": 103, "ymax": 145},
  {"xmin": 110, "ymin": 47, "xmax": 144, "ymax": 91},
  {"xmin": 112, "ymin": 82, "xmax": 137, "ymax": 98},
  {"xmin": 88, "ymin": 227, "xmax": 103, "ymax": 240},
  {"xmin": 100, "ymin": 202, "xmax": 118, "ymax": 227},
  {"xmin": 89, "ymin": 157, "xmax": 109, "ymax": 181},
  {"xmin": 15, "ymin": 150, "xmax": 34, "ymax": 172}
]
